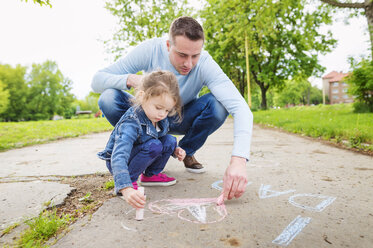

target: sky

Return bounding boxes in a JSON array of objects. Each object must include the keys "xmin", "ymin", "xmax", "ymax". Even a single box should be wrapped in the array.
[{"xmin": 0, "ymin": 0, "xmax": 370, "ymax": 99}]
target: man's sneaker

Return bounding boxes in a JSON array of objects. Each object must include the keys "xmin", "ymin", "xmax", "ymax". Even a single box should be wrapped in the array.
[
  {"xmin": 140, "ymin": 173, "xmax": 176, "ymax": 186},
  {"xmin": 183, "ymin": 155, "xmax": 205, "ymax": 174}
]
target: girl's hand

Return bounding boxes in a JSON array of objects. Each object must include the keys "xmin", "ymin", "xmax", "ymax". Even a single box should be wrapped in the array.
[
  {"xmin": 174, "ymin": 147, "xmax": 186, "ymax": 161},
  {"xmin": 120, "ymin": 187, "xmax": 146, "ymax": 209}
]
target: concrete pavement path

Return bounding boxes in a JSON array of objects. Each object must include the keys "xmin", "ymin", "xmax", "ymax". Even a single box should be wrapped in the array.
[
  {"xmin": 1, "ymin": 118, "xmax": 373, "ymax": 247},
  {"xmin": 54, "ymin": 119, "xmax": 372, "ymax": 248},
  {"xmin": 1, "ymin": 181, "xmax": 74, "ymax": 229},
  {"xmin": 0, "ymin": 132, "xmax": 110, "ymax": 232}
]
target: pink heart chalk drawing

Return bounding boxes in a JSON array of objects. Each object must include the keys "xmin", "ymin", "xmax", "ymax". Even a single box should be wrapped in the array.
[{"xmin": 148, "ymin": 198, "xmax": 227, "ymax": 224}]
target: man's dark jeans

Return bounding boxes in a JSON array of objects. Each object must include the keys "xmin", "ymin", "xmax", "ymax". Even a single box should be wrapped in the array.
[{"xmin": 98, "ymin": 89, "xmax": 228, "ymax": 156}]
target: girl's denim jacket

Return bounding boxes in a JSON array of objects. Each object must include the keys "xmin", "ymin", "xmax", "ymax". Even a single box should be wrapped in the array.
[{"xmin": 97, "ymin": 106, "xmax": 169, "ymax": 193}]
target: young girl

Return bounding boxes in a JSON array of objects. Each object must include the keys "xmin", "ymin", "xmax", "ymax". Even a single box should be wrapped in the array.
[{"xmin": 98, "ymin": 70, "xmax": 186, "ymax": 209}]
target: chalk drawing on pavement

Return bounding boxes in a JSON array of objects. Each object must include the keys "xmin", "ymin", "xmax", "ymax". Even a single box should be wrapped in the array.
[
  {"xmin": 211, "ymin": 180, "xmax": 252, "ymax": 191},
  {"xmin": 211, "ymin": 180, "xmax": 223, "ymax": 191},
  {"xmin": 121, "ymin": 222, "xmax": 137, "ymax": 232},
  {"xmin": 258, "ymin": 184, "xmax": 296, "ymax": 199},
  {"xmin": 148, "ymin": 198, "xmax": 227, "ymax": 224},
  {"xmin": 125, "ymin": 208, "xmax": 135, "ymax": 215},
  {"xmin": 272, "ymin": 215, "xmax": 311, "ymax": 246},
  {"xmin": 288, "ymin": 194, "xmax": 336, "ymax": 212}
]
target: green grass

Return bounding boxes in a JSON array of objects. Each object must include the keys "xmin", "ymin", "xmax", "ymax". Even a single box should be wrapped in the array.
[
  {"xmin": 253, "ymin": 104, "xmax": 373, "ymax": 151},
  {"xmin": 1, "ymin": 222, "xmax": 20, "ymax": 237},
  {"xmin": 0, "ymin": 117, "xmax": 113, "ymax": 152},
  {"xmin": 104, "ymin": 180, "xmax": 115, "ymax": 190},
  {"xmin": 1, "ymin": 105, "xmax": 372, "ymax": 152},
  {"xmin": 16, "ymin": 210, "xmax": 73, "ymax": 248},
  {"xmin": 78, "ymin": 192, "xmax": 94, "ymax": 203}
]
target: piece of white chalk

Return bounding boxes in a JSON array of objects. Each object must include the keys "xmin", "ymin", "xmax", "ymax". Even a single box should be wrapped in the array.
[{"xmin": 135, "ymin": 187, "xmax": 145, "ymax": 221}]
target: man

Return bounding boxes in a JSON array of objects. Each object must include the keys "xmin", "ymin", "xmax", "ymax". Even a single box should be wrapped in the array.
[{"xmin": 92, "ymin": 16, "xmax": 253, "ymax": 202}]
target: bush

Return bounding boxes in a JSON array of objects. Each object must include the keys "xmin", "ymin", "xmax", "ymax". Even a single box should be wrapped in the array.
[
  {"xmin": 353, "ymin": 101, "xmax": 372, "ymax": 113},
  {"xmin": 346, "ymin": 59, "xmax": 373, "ymax": 113}
]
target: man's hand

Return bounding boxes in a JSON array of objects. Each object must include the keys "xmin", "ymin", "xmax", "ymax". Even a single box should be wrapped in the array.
[
  {"xmin": 120, "ymin": 187, "xmax": 146, "ymax": 209},
  {"xmin": 174, "ymin": 147, "xmax": 186, "ymax": 161},
  {"xmin": 222, "ymin": 156, "xmax": 248, "ymax": 201},
  {"xmin": 127, "ymin": 74, "xmax": 144, "ymax": 89}
]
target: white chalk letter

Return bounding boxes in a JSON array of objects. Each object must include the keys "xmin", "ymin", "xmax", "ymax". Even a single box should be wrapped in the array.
[
  {"xmin": 211, "ymin": 180, "xmax": 252, "ymax": 191},
  {"xmin": 288, "ymin": 194, "xmax": 336, "ymax": 212},
  {"xmin": 258, "ymin": 184, "xmax": 296, "ymax": 199},
  {"xmin": 272, "ymin": 215, "xmax": 311, "ymax": 246},
  {"xmin": 211, "ymin": 180, "xmax": 223, "ymax": 191}
]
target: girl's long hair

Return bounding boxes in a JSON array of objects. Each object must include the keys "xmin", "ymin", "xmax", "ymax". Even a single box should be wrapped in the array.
[{"xmin": 131, "ymin": 70, "xmax": 182, "ymax": 121}]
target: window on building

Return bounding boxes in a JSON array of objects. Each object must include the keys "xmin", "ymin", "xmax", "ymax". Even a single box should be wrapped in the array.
[
  {"xmin": 343, "ymin": 95, "xmax": 349, "ymax": 99},
  {"xmin": 342, "ymin": 82, "xmax": 347, "ymax": 86},
  {"xmin": 332, "ymin": 82, "xmax": 339, "ymax": 87},
  {"xmin": 332, "ymin": 89, "xmax": 339, "ymax": 93},
  {"xmin": 333, "ymin": 95, "xmax": 339, "ymax": 99}
]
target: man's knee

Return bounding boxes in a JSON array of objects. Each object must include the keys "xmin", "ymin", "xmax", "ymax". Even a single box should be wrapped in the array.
[
  {"xmin": 98, "ymin": 89, "xmax": 120, "ymax": 110},
  {"xmin": 98, "ymin": 89, "xmax": 133, "ymax": 126},
  {"xmin": 203, "ymin": 93, "xmax": 229, "ymax": 124}
]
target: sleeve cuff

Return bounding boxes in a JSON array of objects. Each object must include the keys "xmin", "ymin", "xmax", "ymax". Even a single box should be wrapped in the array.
[
  {"xmin": 115, "ymin": 182, "xmax": 134, "ymax": 194},
  {"xmin": 123, "ymin": 74, "xmax": 130, "ymax": 91}
]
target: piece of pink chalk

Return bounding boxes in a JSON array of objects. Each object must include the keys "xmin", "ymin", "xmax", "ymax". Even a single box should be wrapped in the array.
[
  {"xmin": 216, "ymin": 193, "xmax": 224, "ymax": 205},
  {"xmin": 135, "ymin": 187, "xmax": 145, "ymax": 221}
]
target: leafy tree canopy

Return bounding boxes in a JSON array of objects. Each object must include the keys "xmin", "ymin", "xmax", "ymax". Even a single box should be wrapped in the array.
[
  {"xmin": 0, "ymin": 61, "xmax": 75, "ymax": 121},
  {"xmin": 0, "ymin": 64, "xmax": 28, "ymax": 121},
  {"xmin": 346, "ymin": 58, "xmax": 373, "ymax": 112},
  {"xmin": 75, "ymin": 91, "xmax": 101, "ymax": 114},
  {"xmin": 26, "ymin": 61, "xmax": 75, "ymax": 120},
  {"xmin": 0, "ymin": 80, "xmax": 10, "ymax": 114},
  {"xmin": 274, "ymin": 78, "xmax": 323, "ymax": 107},
  {"xmin": 105, "ymin": 0, "xmax": 193, "ymax": 60},
  {"xmin": 201, "ymin": 0, "xmax": 336, "ymax": 109},
  {"xmin": 22, "ymin": 0, "xmax": 51, "ymax": 7}
]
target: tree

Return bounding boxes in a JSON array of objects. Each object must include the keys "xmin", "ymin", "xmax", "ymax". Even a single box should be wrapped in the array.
[
  {"xmin": 320, "ymin": 0, "xmax": 373, "ymax": 57},
  {"xmin": 0, "ymin": 64, "xmax": 28, "ymax": 121},
  {"xmin": 275, "ymin": 78, "xmax": 323, "ymax": 107},
  {"xmin": 346, "ymin": 59, "xmax": 373, "ymax": 112},
  {"xmin": 309, "ymin": 86, "xmax": 324, "ymax": 105},
  {"xmin": 21, "ymin": 0, "xmax": 51, "ymax": 7},
  {"xmin": 105, "ymin": 0, "xmax": 193, "ymax": 60},
  {"xmin": 26, "ymin": 61, "xmax": 75, "ymax": 120},
  {"xmin": 201, "ymin": 0, "xmax": 336, "ymax": 109},
  {"xmin": 0, "ymin": 80, "xmax": 10, "ymax": 115},
  {"xmin": 76, "ymin": 92, "xmax": 101, "ymax": 114},
  {"xmin": 276, "ymin": 79, "xmax": 310, "ymax": 107}
]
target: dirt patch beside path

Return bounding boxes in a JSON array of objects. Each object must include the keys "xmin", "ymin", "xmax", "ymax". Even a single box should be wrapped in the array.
[
  {"xmin": 56, "ymin": 173, "xmax": 115, "ymax": 219},
  {"xmin": 0, "ymin": 173, "xmax": 115, "ymax": 247}
]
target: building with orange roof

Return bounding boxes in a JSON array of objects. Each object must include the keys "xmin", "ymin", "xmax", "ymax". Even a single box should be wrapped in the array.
[{"xmin": 322, "ymin": 71, "xmax": 353, "ymax": 104}]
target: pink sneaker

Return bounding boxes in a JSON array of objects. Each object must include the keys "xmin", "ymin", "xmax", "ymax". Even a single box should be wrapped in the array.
[
  {"xmin": 140, "ymin": 173, "xmax": 176, "ymax": 186},
  {"xmin": 132, "ymin": 181, "xmax": 138, "ymax": 190}
]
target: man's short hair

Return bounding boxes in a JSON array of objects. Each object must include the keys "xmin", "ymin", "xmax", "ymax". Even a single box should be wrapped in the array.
[{"xmin": 169, "ymin": 16, "xmax": 204, "ymax": 44}]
